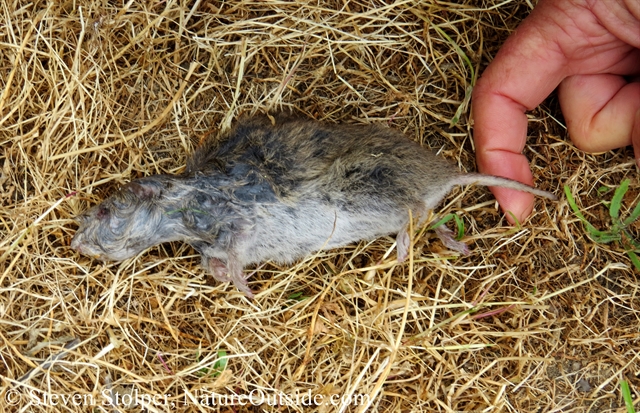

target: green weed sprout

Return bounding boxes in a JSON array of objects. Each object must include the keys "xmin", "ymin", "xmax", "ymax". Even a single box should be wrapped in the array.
[
  {"xmin": 564, "ymin": 179, "xmax": 640, "ymax": 270},
  {"xmin": 430, "ymin": 24, "xmax": 474, "ymax": 127},
  {"xmin": 196, "ymin": 350, "xmax": 228, "ymax": 378},
  {"xmin": 429, "ymin": 213, "xmax": 465, "ymax": 240},
  {"xmin": 620, "ymin": 380, "xmax": 636, "ymax": 413}
]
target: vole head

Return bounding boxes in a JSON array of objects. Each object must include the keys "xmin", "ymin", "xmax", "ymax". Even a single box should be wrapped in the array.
[{"xmin": 71, "ymin": 177, "xmax": 182, "ymax": 262}]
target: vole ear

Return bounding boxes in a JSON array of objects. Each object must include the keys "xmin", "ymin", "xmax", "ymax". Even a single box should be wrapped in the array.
[{"xmin": 126, "ymin": 181, "xmax": 162, "ymax": 200}]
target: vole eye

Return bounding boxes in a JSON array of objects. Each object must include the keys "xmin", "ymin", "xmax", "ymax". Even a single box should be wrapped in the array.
[{"xmin": 96, "ymin": 206, "xmax": 110, "ymax": 220}]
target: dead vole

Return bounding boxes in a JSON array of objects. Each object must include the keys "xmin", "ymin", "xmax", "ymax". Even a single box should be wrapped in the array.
[{"xmin": 71, "ymin": 115, "xmax": 557, "ymax": 297}]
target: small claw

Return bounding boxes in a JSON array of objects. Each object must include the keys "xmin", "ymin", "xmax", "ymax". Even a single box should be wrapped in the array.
[
  {"xmin": 232, "ymin": 279, "xmax": 255, "ymax": 299},
  {"xmin": 228, "ymin": 261, "xmax": 255, "ymax": 298},
  {"xmin": 434, "ymin": 225, "xmax": 470, "ymax": 255}
]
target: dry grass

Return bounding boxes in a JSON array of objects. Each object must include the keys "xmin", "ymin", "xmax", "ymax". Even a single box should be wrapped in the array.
[{"xmin": 1, "ymin": 0, "xmax": 639, "ymax": 412}]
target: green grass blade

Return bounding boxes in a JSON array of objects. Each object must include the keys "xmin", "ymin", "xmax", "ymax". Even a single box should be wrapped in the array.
[
  {"xmin": 429, "ymin": 24, "xmax": 474, "ymax": 126},
  {"xmin": 451, "ymin": 85, "xmax": 473, "ymax": 126},
  {"xmin": 622, "ymin": 200, "xmax": 640, "ymax": 227},
  {"xmin": 590, "ymin": 230, "xmax": 621, "ymax": 244},
  {"xmin": 564, "ymin": 185, "xmax": 606, "ymax": 237},
  {"xmin": 610, "ymin": 179, "xmax": 629, "ymax": 220},
  {"xmin": 453, "ymin": 214, "xmax": 465, "ymax": 240},
  {"xmin": 430, "ymin": 25, "xmax": 474, "ymax": 81},
  {"xmin": 430, "ymin": 214, "xmax": 455, "ymax": 229},
  {"xmin": 214, "ymin": 350, "xmax": 228, "ymax": 372},
  {"xmin": 623, "ymin": 229, "xmax": 640, "ymax": 249},
  {"xmin": 510, "ymin": 211, "xmax": 523, "ymax": 229},
  {"xmin": 627, "ymin": 251, "xmax": 640, "ymax": 272},
  {"xmin": 620, "ymin": 380, "xmax": 636, "ymax": 413}
]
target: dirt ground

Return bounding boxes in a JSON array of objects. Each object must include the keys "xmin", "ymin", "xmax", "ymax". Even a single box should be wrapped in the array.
[{"xmin": 0, "ymin": 1, "xmax": 638, "ymax": 412}]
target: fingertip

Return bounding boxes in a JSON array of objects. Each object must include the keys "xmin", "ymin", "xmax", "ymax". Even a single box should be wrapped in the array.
[
  {"xmin": 489, "ymin": 186, "xmax": 535, "ymax": 225},
  {"xmin": 632, "ymin": 109, "xmax": 640, "ymax": 168},
  {"xmin": 475, "ymin": 149, "xmax": 536, "ymax": 224}
]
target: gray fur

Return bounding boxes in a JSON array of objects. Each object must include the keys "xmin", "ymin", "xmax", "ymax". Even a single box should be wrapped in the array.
[{"xmin": 71, "ymin": 115, "xmax": 556, "ymax": 297}]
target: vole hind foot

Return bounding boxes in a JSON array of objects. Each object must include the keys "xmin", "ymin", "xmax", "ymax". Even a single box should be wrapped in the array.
[
  {"xmin": 396, "ymin": 229, "xmax": 410, "ymax": 263},
  {"xmin": 434, "ymin": 225, "xmax": 470, "ymax": 255},
  {"xmin": 205, "ymin": 257, "xmax": 255, "ymax": 298},
  {"xmin": 205, "ymin": 257, "xmax": 233, "ymax": 283},
  {"xmin": 396, "ymin": 223, "xmax": 470, "ymax": 263},
  {"xmin": 229, "ymin": 264, "xmax": 254, "ymax": 298}
]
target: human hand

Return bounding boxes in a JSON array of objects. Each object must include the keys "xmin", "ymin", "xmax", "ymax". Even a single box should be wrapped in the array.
[{"xmin": 472, "ymin": 0, "xmax": 640, "ymax": 223}]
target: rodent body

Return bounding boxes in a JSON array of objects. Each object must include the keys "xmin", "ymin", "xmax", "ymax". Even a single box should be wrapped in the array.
[{"xmin": 71, "ymin": 115, "xmax": 556, "ymax": 296}]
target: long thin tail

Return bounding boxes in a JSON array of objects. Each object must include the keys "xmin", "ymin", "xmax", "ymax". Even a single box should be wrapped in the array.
[{"xmin": 456, "ymin": 173, "xmax": 557, "ymax": 201}]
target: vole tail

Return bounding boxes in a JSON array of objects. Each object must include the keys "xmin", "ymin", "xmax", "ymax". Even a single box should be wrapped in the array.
[{"xmin": 457, "ymin": 173, "xmax": 558, "ymax": 201}]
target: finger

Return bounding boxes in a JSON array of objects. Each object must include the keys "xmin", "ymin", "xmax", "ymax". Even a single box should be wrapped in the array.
[
  {"xmin": 633, "ymin": 109, "xmax": 640, "ymax": 168},
  {"xmin": 558, "ymin": 74, "xmax": 640, "ymax": 152},
  {"xmin": 603, "ymin": 48, "xmax": 640, "ymax": 77},
  {"xmin": 493, "ymin": 188, "xmax": 535, "ymax": 225},
  {"xmin": 473, "ymin": 2, "xmax": 570, "ymax": 222},
  {"xmin": 472, "ymin": 79, "xmax": 534, "ymax": 223},
  {"xmin": 472, "ymin": 85, "xmax": 535, "ymax": 223},
  {"xmin": 480, "ymin": 153, "xmax": 536, "ymax": 225},
  {"xmin": 590, "ymin": 0, "xmax": 640, "ymax": 48}
]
